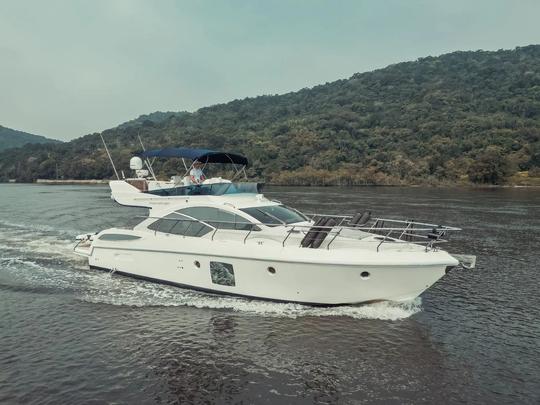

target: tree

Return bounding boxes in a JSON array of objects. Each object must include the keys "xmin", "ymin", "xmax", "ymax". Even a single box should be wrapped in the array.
[{"xmin": 468, "ymin": 146, "xmax": 510, "ymax": 184}]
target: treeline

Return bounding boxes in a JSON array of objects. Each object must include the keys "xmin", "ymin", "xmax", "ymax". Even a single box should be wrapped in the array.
[{"xmin": 1, "ymin": 45, "xmax": 540, "ymax": 185}]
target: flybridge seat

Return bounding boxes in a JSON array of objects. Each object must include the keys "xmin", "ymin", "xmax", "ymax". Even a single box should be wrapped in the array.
[{"xmin": 126, "ymin": 179, "xmax": 148, "ymax": 192}]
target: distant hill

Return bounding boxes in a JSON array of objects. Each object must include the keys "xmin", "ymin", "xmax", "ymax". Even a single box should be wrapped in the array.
[
  {"xmin": 0, "ymin": 126, "xmax": 60, "ymax": 152},
  {"xmin": 116, "ymin": 111, "xmax": 190, "ymax": 129},
  {"xmin": 1, "ymin": 45, "xmax": 540, "ymax": 185}
]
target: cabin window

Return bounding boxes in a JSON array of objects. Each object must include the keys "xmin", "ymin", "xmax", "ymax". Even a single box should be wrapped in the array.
[
  {"xmin": 210, "ymin": 261, "xmax": 235, "ymax": 286},
  {"xmin": 177, "ymin": 207, "xmax": 257, "ymax": 231},
  {"xmin": 240, "ymin": 205, "xmax": 307, "ymax": 226},
  {"xmin": 148, "ymin": 213, "xmax": 212, "ymax": 237},
  {"xmin": 98, "ymin": 234, "xmax": 141, "ymax": 241}
]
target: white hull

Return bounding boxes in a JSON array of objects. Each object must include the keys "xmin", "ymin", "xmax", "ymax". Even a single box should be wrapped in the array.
[{"xmin": 76, "ymin": 229, "xmax": 457, "ymax": 305}]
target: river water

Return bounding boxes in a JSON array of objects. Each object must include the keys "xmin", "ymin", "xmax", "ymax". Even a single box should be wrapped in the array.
[{"xmin": 0, "ymin": 184, "xmax": 538, "ymax": 404}]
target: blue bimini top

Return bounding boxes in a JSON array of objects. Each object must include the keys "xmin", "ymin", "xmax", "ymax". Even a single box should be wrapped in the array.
[{"xmin": 140, "ymin": 147, "xmax": 248, "ymax": 166}]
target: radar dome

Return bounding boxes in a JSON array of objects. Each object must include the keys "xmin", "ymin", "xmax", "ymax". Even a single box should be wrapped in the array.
[{"xmin": 129, "ymin": 156, "xmax": 143, "ymax": 170}]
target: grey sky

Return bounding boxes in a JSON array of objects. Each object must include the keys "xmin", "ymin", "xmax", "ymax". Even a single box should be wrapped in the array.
[{"xmin": 1, "ymin": 0, "xmax": 539, "ymax": 141}]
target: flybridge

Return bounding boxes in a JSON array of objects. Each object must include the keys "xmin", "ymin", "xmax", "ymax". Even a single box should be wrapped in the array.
[
  {"xmin": 97, "ymin": 136, "xmax": 257, "ymax": 208},
  {"xmin": 108, "ymin": 180, "xmax": 264, "ymax": 209}
]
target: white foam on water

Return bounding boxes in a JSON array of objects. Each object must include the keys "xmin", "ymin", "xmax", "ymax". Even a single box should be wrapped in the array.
[
  {"xmin": 0, "ymin": 227, "xmax": 78, "ymax": 261},
  {"xmin": 0, "ymin": 219, "xmax": 61, "ymax": 233},
  {"xmin": 0, "ymin": 255, "xmax": 88, "ymax": 290},
  {"xmin": 0, "ymin": 219, "xmax": 81, "ymax": 238},
  {"xmin": 0, "ymin": 257, "xmax": 46, "ymax": 270},
  {"xmin": 78, "ymin": 273, "xmax": 422, "ymax": 320}
]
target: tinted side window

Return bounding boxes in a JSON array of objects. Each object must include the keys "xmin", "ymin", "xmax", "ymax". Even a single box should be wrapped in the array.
[
  {"xmin": 147, "ymin": 215, "xmax": 176, "ymax": 233},
  {"xmin": 148, "ymin": 213, "xmax": 212, "ymax": 237},
  {"xmin": 178, "ymin": 207, "xmax": 255, "ymax": 231},
  {"xmin": 184, "ymin": 222, "xmax": 212, "ymax": 237}
]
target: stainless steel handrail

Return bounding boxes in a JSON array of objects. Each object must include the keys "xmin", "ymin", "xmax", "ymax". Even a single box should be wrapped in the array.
[
  {"xmin": 282, "ymin": 226, "xmax": 295, "ymax": 247},
  {"xmin": 135, "ymin": 215, "xmax": 460, "ymax": 231},
  {"xmin": 131, "ymin": 215, "xmax": 461, "ymax": 250},
  {"xmin": 376, "ymin": 229, "xmax": 395, "ymax": 252},
  {"xmin": 306, "ymin": 213, "xmax": 461, "ymax": 231}
]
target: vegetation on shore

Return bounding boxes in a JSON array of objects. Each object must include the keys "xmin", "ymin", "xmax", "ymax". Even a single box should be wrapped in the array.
[{"xmin": 1, "ymin": 45, "xmax": 539, "ymax": 186}]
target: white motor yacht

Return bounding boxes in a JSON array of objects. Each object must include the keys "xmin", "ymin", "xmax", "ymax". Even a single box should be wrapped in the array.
[{"xmin": 74, "ymin": 148, "xmax": 475, "ymax": 306}]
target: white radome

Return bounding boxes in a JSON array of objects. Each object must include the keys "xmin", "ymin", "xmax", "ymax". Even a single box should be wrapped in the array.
[{"xmin": 129, "ymin": 156, "xmax": 143, "ymax": 170}]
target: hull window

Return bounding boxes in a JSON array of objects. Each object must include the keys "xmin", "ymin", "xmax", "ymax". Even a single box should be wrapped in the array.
[
  {"xmin": 98, "ymin": 234, "xmax": 141, "ymax": 241},
  {"xmin": 210, "ymin": 262, "xmax": 236, "ymax": 286}
]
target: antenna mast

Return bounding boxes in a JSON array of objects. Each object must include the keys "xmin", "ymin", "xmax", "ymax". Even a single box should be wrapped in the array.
[
  {"xmin": 137, "ymin": 133, "xmax": 157, "ymax": 181},
  {"xmin": 99, "ymin": 133, "xmax": 120, "ymax": 180}
]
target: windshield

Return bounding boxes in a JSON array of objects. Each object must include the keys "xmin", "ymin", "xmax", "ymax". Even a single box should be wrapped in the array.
[
  {"xmin": 147, "ymin": 182, "xmax": 262, "ymax": 197},
  {"xmin": 240, "ymin": 205, "xmax": 307, "ymax": 226}
]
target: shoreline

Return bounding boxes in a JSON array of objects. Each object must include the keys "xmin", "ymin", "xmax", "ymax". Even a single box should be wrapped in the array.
[
  {"xmin": 0, "ymin": 179, "xmax": 538, "ymax": 189},
  {"xmin": 34, "ymin": 179, "xmax": 109, "ymax": 185}
]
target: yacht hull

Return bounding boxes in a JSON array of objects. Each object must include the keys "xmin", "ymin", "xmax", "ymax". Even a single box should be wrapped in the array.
[{"xmin": 80, "ymin": 241, "xmax": 455, "ymax": 305}]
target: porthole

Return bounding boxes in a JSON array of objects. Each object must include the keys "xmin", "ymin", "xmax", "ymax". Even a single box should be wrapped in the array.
[
  {"xmin": 267, "ymin": 266, "xmax": 276, "ymax": 274},
  {"xmin": 194, "ymin": 260, "xmax": 201, "ymax": 268},
  {"xmin": 360, "ymin": 271, "xmax": 370, "ymax": 279}
]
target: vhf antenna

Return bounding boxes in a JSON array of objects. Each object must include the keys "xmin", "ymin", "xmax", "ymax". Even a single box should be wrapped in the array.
[
  {"xmin": 99, "ymin": 133, "xmax": 120, "ymax": 180},
  {"xmin": 137, "ymin": 132, "xmax": 157, "ymax": 181}
]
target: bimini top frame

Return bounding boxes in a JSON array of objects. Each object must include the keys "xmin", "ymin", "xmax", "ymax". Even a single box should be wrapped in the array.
[
  {"xmin": 139, "ymin": 148, "xmax": 248, "ymax": 166},
  {"xmin": 139, "ymin": 147, "xmax": 249, "ymax": 182}
]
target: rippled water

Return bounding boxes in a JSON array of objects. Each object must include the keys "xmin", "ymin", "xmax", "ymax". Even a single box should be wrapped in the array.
[{"xmin": 1, "ymin": 184, "xmax": 539, "ymax": 404}]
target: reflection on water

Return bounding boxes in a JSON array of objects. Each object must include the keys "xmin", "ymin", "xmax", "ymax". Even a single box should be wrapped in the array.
[{"xmin": 1, "ymin": 184, "xmax": 539, "ymax": 404}]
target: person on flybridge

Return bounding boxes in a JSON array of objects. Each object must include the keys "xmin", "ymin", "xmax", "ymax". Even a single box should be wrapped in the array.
[{"xmin": 190, "ymin": 160, "xmax": 206, "ymax": 184}]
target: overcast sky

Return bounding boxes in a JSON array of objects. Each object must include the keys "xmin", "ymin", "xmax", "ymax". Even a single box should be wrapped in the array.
[{"xmin": 1, "ymin": 0, "xmax": 539, "ymax": 141}]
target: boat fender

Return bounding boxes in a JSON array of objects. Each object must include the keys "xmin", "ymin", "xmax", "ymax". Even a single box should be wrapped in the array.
[
  {"xmin": 311, "ymin": 218, "xmax": 336, "ymax": 249},
  {"xmin": 300, "ymin": 217, "xmax": 328, "ymax": 248},
  {"xmin": 348, "ymin": 213, "xmax": 363, "ymax": 226},
  {"xmin": 348, "ymin": 211, "xmax": 371, "ymax": 227},
  {"xmin": 356, "ymin": 211, "xmax": 371, "ymax": 226}
]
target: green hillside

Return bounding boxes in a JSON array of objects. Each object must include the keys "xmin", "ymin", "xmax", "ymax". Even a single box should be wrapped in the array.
[
  {"xmin": 1, "ymin": 45, "xmax": 540, "ymax": 185},
  {"xmin": 0, "ymin": 126, "xmax": 60, "ymax": 152},
  {"xmin": 116, "ymin": 111, "xmax": 189, "ymax": 129}
]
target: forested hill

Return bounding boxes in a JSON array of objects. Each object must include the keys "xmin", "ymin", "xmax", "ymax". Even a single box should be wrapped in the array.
[
  {"xmin": 0, "ymin": 126, "xmax": 60, "ymax": 152},
  {"xmin": 1, "ymin": 45, "xmax": 540, "ymax": 185}
]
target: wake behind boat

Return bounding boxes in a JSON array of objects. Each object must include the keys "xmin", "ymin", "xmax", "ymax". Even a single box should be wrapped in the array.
[{"xmin": 74, "ymin": 147, "xmax": 476, "ymax": 305}]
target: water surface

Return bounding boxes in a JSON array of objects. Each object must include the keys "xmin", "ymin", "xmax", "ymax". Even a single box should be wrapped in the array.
[{"xmin": 1, "ymin": 184, "xmax": 539, "ymax": 404}]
